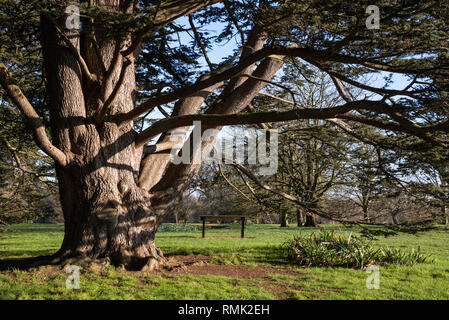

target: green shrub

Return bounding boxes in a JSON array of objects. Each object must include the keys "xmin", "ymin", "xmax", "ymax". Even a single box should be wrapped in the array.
[{"xmin": 284, "ymin": 231, "xmax": 431, "ymax": 269}]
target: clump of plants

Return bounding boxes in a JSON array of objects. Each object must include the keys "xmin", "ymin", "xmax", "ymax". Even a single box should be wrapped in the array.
[{"xmin": 284, "ymin": 231, "xmax": 431, "ymax": 269}]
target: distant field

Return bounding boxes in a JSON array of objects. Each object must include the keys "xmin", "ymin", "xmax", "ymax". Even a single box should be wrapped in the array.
[{"xmin": 0, "ymin": 223, "xmax": 448, "ymax": 300}]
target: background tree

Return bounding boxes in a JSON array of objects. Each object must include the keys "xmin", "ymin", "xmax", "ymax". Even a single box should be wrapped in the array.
[
  {"xmin": 0, "ymin": 97, "xmax": 57, "ymax": 225},
  {"xmin": 395, "ymin": 145, "xmax": 449, "ymax": 224},
  {"xmin": 228, "ymin": 69, "xmax": 353, "ymax": 227},
  {"xmin": 278, "ymin": 125, "xmax": 350, "ymax": 227},
  {"xmin": 343, "ymin": 143, "xmax": 384, "ymax": 223}
]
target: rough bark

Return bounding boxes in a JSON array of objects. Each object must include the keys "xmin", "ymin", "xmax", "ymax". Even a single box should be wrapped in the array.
[
  {"xmin": 280, "ymin": 211, "xmax": 289, "ymax": 227},
  {"xmin": 304, "ymin": 214, "xmax": 318, "ymax": 227},
  {"xmin": 443, "ymin": 205, "xmax": 448, "ymax": 225},
  {"xmin": 296, "ymin": 208, "xmax": 304, "ymax": 227},
  {"xmin": 362, "ymin": 207, "xmax": 370, "ymax": 223},
  {"xmin": 148, "ymin": 28, "xmax": 280, "ymax": 223},
  {"xmin": 38, "ymin": 2, "xmax": 164, "ymax": 270},
  {"xmin": 0, "ymin": 2, "xmax": 286, "ymax": 270}
]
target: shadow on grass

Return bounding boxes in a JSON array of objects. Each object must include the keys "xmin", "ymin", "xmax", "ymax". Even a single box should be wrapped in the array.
[
  {"xmin": 0, "ymin": 254, "xmax": 59, "ymax": 271},
  {"xmin": 0, "ymin": 249, "xmax": 58, "ymax": 259}
]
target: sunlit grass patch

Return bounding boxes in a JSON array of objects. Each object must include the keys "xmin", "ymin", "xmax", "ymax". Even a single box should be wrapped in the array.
[{"xmin": 0, "ymin": 223, "xmax": 448, "ymax": 299}]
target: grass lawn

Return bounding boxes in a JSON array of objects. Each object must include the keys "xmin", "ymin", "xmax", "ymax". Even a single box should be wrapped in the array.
[{"xmin": 0, "ymin": 223, "xmax": 448, "ymax": 300}]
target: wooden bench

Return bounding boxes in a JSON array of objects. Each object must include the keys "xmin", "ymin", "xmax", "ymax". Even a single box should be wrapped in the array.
[{"xmin": 200, "ymin": 215, "xmax": 246, "ymax": 238}]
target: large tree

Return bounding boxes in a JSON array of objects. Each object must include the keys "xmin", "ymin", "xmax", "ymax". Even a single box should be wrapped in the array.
[
  {"xmin": 395, "ymin": 145, "xmax": 449, "ymax": 224},
  {"xmin": 0, "ymin": 0, "xmax": 448, "ymax": 270}
]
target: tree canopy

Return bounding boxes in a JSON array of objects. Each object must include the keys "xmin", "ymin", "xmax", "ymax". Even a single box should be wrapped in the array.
[{"xmin": 0, "ymin": 0, "xmax": 448, "ymax": 269}]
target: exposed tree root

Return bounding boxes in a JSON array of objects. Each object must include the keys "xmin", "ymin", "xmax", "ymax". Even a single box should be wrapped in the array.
[{"xmin": 0, "ymin": 248, "xmax": 168, "ymax": 272}]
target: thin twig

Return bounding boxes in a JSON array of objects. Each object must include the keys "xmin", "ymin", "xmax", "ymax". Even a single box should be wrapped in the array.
[{"xmin": 188, "ymin": 14, "xmax": 213, "ymax": 71}]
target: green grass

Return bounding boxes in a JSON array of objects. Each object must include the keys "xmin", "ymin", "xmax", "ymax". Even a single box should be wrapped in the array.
[{"xmin": 0, "ymin": 223, "xmax": 449, "ymax": 300}]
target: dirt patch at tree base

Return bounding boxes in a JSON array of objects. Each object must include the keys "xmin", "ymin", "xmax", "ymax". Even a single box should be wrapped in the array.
[
  {"xmin": 159, "ymin": 255, "xmax": 309, "ymax": 299},
  {"xmin": 162, "ymin": 255, "xmax": 305, "ymax": 280}
]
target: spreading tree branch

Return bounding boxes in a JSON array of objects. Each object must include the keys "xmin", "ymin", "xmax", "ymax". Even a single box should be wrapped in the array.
[
  {"xmin": 218, "ymin": 162, "xmax": 252, "ymax": 201},
  {"xmin": 134, "ymin": 100, "xmax": 390, "ymax": 145},
  {"xmin": 95, "ymin": 55, "xmax": 134, "ymax": 123},
  {"xmin": 0, "ymin": 64, "xmax": 69, "ymax": 167},
  {"xmin": 42, "ymin": 13, "xmax": 98, "ymax": 84},
  {"xmin": 232, "ymin": 162, "xmax": 372, "ymax": 224},
  {"xmin": 116, "ymin": 43, "xmax": 434, "ymax": 125},
  {"xmin": 188, "ymin": 14, "xmax": 213, "ymax": 70},
  {"xmin": 121, "ymin": 0, "xmax": 223, "ymax": 57},
  {"xmin": 1, "ymin": 136, "xmax": 56, "ymax": 185}
]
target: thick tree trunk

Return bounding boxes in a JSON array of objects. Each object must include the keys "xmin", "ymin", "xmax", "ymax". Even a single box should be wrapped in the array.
[
  {"xmin": 443, "ymin": 205, "xmax": 448, "ymax": 225},
  {"xmin": 391, "ymin": 214, "xmax": 399, "ymax": 225},
  {"xmin": 280, "ymin": 211, "xmax": 289, "ymax": 227},
  {"xmin": 363, "ymin": 206, "xmax": 370, "ymax": 223},
  {"xmin": 25, "ymin": 0, "xmax": 280, "ymax": 271},
  {"xmin": 304, "ymin": 213, "xmax": 318, "ymax": 227},
  {"xmin": 40, "ymin": 5, "xmax": 164, "ymax": 270},
  {"xmin": 56, "ymin": 166, "xmax": 163, "ymax": 269},
  {"xmin": 296, "ymin": 208, "xmax": 304, "ymax": 227}
]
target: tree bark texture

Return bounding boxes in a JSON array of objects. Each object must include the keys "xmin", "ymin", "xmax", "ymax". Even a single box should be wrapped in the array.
[
  {"xmin": 33, "ymin": 1, "xmax": 282, "ymax": 269},
  {"xmin": 296, "ymin": 208, "xmax": 304, "ymax": 227},
  {"xmin": 40, "ymin": 2, "xmax": 162, "ymax": 269},
  {"xmin": 304, "ymin": 214, "xmax": 318, "ymax": 227}
]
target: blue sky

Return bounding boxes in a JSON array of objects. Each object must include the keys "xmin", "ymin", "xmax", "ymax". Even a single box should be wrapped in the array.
[{"xmin": 145, "ymin": 16, "xmax": 413, "ymax": 130}]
